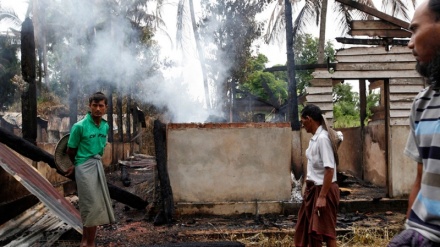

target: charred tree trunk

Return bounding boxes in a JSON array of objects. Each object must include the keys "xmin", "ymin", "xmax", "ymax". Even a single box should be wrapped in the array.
[
  {"xmin": 0, "ymin": 127, "xmax": 147, "ymax": 209},
  {"xmin": 153, "ymin": 120, "xmax": 174, "ymax": 225},
  {"xmin": 285, "ymin": 0, "xmax": 300, "ymax": 131},
  {"xmin": 21, "ymin": 18, "xmax": 37, "ymax": 145}
]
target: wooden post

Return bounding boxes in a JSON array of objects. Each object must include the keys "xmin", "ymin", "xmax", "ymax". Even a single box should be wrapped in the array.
[
  {"xmin": 153, "ymin": 120, "xmax": 174, "ymax": 225},
  {"xmin": 359, "ymin": 79, "xmax": 367, "ymax": 127},
  {"xmin": 21, "ymin": 18, "xmax": 37, "ymax": 145}
]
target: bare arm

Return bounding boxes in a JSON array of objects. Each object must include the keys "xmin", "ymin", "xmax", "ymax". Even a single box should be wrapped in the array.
[
  {"xmin": 407, "ymin": 162, "xmax": 423, "ymax": 218},
  {"xmin": 66, "ymin": 147, "xmax": 77, "ymax": 163},
  {"xmin": 316, "ymin": 167, "xmax": 334, "ymax": 209},
  {"xmin": 65, "ymin": 147, "xmax": 78, "ymax": 178}
]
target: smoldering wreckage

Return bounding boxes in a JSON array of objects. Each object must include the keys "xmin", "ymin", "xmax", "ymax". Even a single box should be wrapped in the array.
[{"xmin": 0, "ymin": 114, "xmax": 408, "ymax": 246}]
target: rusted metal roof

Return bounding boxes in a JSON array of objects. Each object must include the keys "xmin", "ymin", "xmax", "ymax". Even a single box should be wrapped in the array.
[
  {"xmin": 0, "ymin": 201, "xmax": 74, "ymax": 246},
  {"xmin": 0, "ymin": 143, "xmax": 82, "ymax": 234}
]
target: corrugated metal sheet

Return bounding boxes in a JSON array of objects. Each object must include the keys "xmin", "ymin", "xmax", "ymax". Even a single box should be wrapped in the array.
[
  {"xmin": 0, "ymin": 201, "xmax": 73, "ymax": 246},
  {"xmin": 0, "ymin": 143, "xmax": 82, "ymax": 234}
]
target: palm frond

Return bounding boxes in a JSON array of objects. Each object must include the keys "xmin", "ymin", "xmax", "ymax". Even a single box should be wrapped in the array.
[
  {"xmin": 0, "ymin": 8, "xmax": 22, "ymax": 29},
  {"xmin": 263, "ymin": 1, "xmax": 285, "ymax": 44},
  {"xmin": 381, "ymin": 0, "xmax": 413, "ymax": 21},
  {"xmin": 294, "ymin": 1, "xmax": 318, "ymax": 36},
  {"xmin": 292, "ymin": 7, "xmax": 307, "ymax": 40},
  {"xmin": 333, "ymin": 2, "xmax": 352, "ymax": 37}
]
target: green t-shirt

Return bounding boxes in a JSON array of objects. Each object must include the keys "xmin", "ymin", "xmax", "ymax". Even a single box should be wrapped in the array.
[{"xmin": 67, "ymin": 113, "xmax": 109, "ymax": 166}]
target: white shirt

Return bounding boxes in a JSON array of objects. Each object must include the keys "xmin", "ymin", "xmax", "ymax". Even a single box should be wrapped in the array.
[{"xmin": 305, "ymin": 126, "xmax": 337, "ymax": 185}]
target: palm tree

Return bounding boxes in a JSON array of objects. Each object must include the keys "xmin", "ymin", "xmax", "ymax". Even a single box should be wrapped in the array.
[
  {"xmin": 189, "ymin": 0, "xmax": 210, "ymax": 109},
  {"xmin": 175, "ymin": 0, "xmax": 211, "ymax": 109}
]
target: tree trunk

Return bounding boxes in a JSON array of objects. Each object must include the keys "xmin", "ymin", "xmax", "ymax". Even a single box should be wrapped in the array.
[
  {"xmin": 189, "ymin": 0, "xmax": 211, "ymax": 109},
  {"xmin": 285, "ymin": 0, "xmax": 300, "ymax": 130},
  {"xmin": 176, "ymin": 0, "xmax": 185, "ymax": 50},
  {"xmin": 317, "ymin": 0, "xmax": 328, "ymax": 64},
  {"xmin": 21, "ymin": 17, "xmax": 37, "ymax": 145}
]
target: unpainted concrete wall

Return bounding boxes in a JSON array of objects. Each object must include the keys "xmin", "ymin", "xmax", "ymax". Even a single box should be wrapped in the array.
[
  {"xmin": 389, "ymin": 125, "xmax": 416, "ymax": 198},
  {"xmin": 167, "ymin": 123, "xmax": 292, "ymax": 208},
  {"xmin": 337, "ymin": 127, "xmax": 363, "ymax": 179},
  {"xmin": 363, "ymin": 122, "xmax": 387, "ymax": 187}
]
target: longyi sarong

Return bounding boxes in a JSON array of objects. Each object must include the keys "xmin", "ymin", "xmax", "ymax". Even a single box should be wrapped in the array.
[
  {"xmin": 294, "ymin": 181, "xmax": 339, "ymax": 247},
  {"xmin": 75, "ymin": 155, "xmax": 115, "ymax": 227}
]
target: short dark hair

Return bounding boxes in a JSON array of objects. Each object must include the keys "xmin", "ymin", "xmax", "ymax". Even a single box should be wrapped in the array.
[
  {"xmin": 429, "ymin": 0, "xmax": 440, "ymax": 21},
  {"xmin": 89, "ymin": 92, "xmax": 108, "ymax": 105},
  {"xmin": 301, "ymin": 104, "xmax": 323, "ymax": 123}
]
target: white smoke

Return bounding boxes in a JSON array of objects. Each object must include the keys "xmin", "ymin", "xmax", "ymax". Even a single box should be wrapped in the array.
[{"xmin": 45, "ymin": 0, "xmax": 227, "ymax": 123}]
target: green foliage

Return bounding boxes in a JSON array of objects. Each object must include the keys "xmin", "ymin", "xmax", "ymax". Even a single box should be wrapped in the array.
[
  {"xmin": 333, "ymin": 83, "xmax": 360, "ymax": 128},
  {"xmin": 294, "ymin": 34, "xmax": 335, "ymax": 95},
  {"xmin": 0, "ymin": 36, "xmax": 20, "ymax": 110},
  {"xmin": 366, "ymin": 91, "xmax": 380, "ymax": 120},
  {"xmin": 333, "ymin": 83, "xmax": 380, "ymax": 128},
  {"xmin": 241, "ymin": 69, "xmax": 287, "ymax": 105},
  {"xmin": 241, "ymin": 34, "xmax": 336, "ymax": 107}
]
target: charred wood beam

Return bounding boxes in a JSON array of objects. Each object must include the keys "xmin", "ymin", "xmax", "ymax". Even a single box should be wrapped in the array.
[
  {"xmin": 335, "ymin": 0, "xmax": 410, "ymax": 29},
  {"xmin": 336, "ymin": 37, "xmax": 409, "ymax": 46},
  {"xmin": 153, "ymin": 120, "xmax": 174, "ymax": 225},
  {"xmin": 21, "ymin": 18, "xmax": 37, "ymax": 145},
  {"xmin": 0, "ymin": 127, "xmax": 148, "ymax": 210},
  {"xmin": 264, "ymin": 63, "xmax": 336, "ymax": 72}
]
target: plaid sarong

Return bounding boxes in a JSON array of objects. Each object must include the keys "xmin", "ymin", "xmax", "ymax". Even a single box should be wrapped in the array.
[{"xmin": 294, "ymin": 181, "xmax": 339, "ymax": 247}]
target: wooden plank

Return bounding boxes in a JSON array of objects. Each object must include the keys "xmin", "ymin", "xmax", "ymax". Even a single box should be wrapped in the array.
[
  {"xmin": 389, "ymin": 78, "xmax": 425, "ymax": 85},
  {"xmin": 336, "ymin": 54, "xmax": 415, "ymax": 63},
  {"xmin": 390, "ymin": 110, "xmax": 410, "ymax": 118},
  {"xmin": 336, "ymin": 62, "xmax": 416, "ymax": 71},
  {"xmin": 312, "ymin": 70, "xmax": 420, "ymax": 79},
  {"xmin": 306, "ymin": 87, "xmax": 333, "ymax": 94},
  {"xmin": 390, "ymin": 101, "xmax": 413, "ymax": 110},
  {"xmin": 389, "ymin": 117, "xmax": 409, "ymax": 126},
  {"xmin": 336, "ymin": 37, "xmax": 409, "ymax": 46},
  {"xmin": 389, "ymin": 94, "xmax": 417, "ymax": 102},
  {"xmin": 315, "ymin": 103, "xmax": 334, "ymax": 111},
  {"xmin": 351, "ymin": 20, "xmax": 403, "ymax": 30},
  {"xmin": 389, "ymin": 85, "xmax": 425, "ymax": 93},
  {"xmin": 306, "ymin": 94, "xmax": 333, "ymax": 103},
  {"xmin": 336, "ymin": 46, "xmax": 410, "ymax": 56},
  {"xmin": 349, "ymin": 29, "xmax": 411, "ymax": 38},
  {"xmin": 310, "ymin": 79, "xmax": 342, "ymax": 86}
]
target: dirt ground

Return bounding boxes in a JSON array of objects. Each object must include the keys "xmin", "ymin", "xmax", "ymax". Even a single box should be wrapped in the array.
[{"xmin": 56, "ymin": 160, "xmax": 406, "ymax": 247}]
